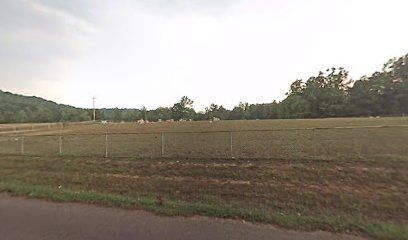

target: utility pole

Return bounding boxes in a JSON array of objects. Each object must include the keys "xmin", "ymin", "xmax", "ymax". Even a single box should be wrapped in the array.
[{"xmin": 92, "ymin": 97, "xmax": 96, "ymax": 122}]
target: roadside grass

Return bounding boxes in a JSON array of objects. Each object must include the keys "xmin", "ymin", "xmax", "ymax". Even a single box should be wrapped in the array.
[
  {"xmin": 0, "ymin": 154, "xmax": 407, "ymax": 240},
  {"xmin": 0, "ymin": 179, "xmax": 406, "ymax": 240}
]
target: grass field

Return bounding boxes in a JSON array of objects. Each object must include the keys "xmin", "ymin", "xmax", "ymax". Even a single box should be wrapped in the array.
[
  {"xmin": 24, "ymin": 116, "xmax": 408, "ymax": 134},
  {"xmin": 0, "ymin": 117, "xmax": 407, "ymax": 239},
  {"xmin": 1, "ymin": 117, "xmax": 408, "ymax": 160}
]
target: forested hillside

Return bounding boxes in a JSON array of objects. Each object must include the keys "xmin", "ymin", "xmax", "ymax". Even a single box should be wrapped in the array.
[
  {"xmin": 1, "ymin": 54, "xmax": 407, "ymax": 123},
  {"xmin": 0, "ymin": 91, "xmax": 91, "ymax": 123},
  {"xmin": 279, "ymin": 54, "xmax": 408, "ymax": 118}
]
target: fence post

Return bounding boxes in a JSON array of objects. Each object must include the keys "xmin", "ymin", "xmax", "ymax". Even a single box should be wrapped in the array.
[
  {"xmin": 21, "ymin": 137, "xmax": 24, "ymax": 155},
  {"xmin": 105, "ymin": 134, "xmax": 108, "ymax": 158},
  {"xmin": 230, "ymin": 131, "xmax": 234, "ymax": 159},
  {"xmin": 161, "ymin": 133, "xmax": 165, "ymax": 158},
  {"xmin": 59, "ymin": 136, "xmax": 62, "ymax": 156},
  {"xmin": 312, "ymin": 128, "xmax": 316, "ymax": 159}
]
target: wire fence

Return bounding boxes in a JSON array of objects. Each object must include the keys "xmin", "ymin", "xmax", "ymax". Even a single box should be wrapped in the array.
[
  {"xmin": 0, "ymin": 121, "xmax": 98, "ymax": 134},
  {"xmin": 0, "ymin": 125, "xmax": 407, "ymax": 160}
]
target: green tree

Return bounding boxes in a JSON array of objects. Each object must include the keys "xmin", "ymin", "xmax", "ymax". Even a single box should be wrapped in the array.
[
  {"xmin": 171, "ymin": 96, "xmax": 194, "ymax": 120},
  {"xmin": 112, "ymin": 108, "xmax": 122, "ymax": 122},
  {"xmin": 346, "ymin": 54, "xmax": 408, "ymax": 116},
  {"xmin": 281, "ymin": 68, "xmax": 351, "ymax": 118},
  {"xmin": 205, "ymin": 104, "xmax": 230, "ymax": 120},
  {"xmin": 147, "ymin": 107, "xmax": 172, "ymax": 121}
]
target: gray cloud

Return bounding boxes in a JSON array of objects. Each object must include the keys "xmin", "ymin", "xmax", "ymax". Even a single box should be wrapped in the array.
[
  {"xmin": 126, "ymin": 0, "xmax": 241, "ymax": 16},
  {"xmin": 24, "ymin": 0, "xmax": 241, "ymax": 20},
  {"xmin": 0, "ymin": 0, "xmax": 236, "ymax": 62},
  {"xmin": 34, "ymin": 0, "xmax": 95, "ymax": 20},
  {"xmin": 0, "ymin": 0, "xmax": 238, "ymax": 86},
  {"xmin": 0, "ymin": 0, "xmax": 94, "ymax": 87}
]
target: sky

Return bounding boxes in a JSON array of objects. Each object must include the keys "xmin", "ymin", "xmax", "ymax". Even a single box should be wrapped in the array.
[{"xmin": 1, "ymin": 0, "xmax": 408, "ymax": 111}]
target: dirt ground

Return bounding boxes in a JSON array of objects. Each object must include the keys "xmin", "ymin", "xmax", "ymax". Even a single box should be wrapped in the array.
[
  {"xmin": 0, "ymin": 193, "xmax": 367, "ymax": 240},
  {"xmin": 2, "ymin": 118, "xmax": 407, "ymax": 161}
]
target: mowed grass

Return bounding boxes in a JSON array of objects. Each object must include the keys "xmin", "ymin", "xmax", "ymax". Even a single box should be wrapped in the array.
[
  {"xmin": 25, "ymin": 116, "xmax": 408, "ymax": 134},
  {"xmin": 0, "ymin": 117, "xmax": 407, "ymax": 239}
]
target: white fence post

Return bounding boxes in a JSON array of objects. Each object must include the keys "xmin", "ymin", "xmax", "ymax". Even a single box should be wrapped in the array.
[
  {"xmin": 161, "ymin": 133, "xmax": 165, "ymax": 158},
  {"xmin": 105, "ymin": 134, "xmax": 108, "ymax": 158},
  {"xmin": 230, "ymin": 131, "xmax": 234, "ymax": 159}
]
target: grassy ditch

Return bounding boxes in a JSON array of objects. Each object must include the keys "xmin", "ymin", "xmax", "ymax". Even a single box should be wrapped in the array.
[{"xmin": 0, "ymin": 155, "xmax": 407, "ymax": 239}]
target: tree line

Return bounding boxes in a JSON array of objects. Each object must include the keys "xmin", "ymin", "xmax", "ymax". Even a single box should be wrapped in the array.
[
  {"xmin": 1, "ymin": 53, "xmax": 407, "ymax": 123},
  {"xmin": 103, "ymin": 54, "xmax": 408, "ymax": 122}
]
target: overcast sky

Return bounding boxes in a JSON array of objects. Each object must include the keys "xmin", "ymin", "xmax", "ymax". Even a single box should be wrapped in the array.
[{"xmin": 1, "ymin": 0, "xmax": 407, "ymax": 110}]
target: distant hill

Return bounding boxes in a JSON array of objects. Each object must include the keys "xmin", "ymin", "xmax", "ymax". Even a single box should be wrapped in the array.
[{"xmin": 0, "ymin": 90, "xmax": 91, "ymax": 123}]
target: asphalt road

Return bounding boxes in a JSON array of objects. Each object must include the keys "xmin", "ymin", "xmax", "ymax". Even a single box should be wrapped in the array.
[{"xmin": 0, "ymin": 194, "xmax": 367, "ymax": 240}]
